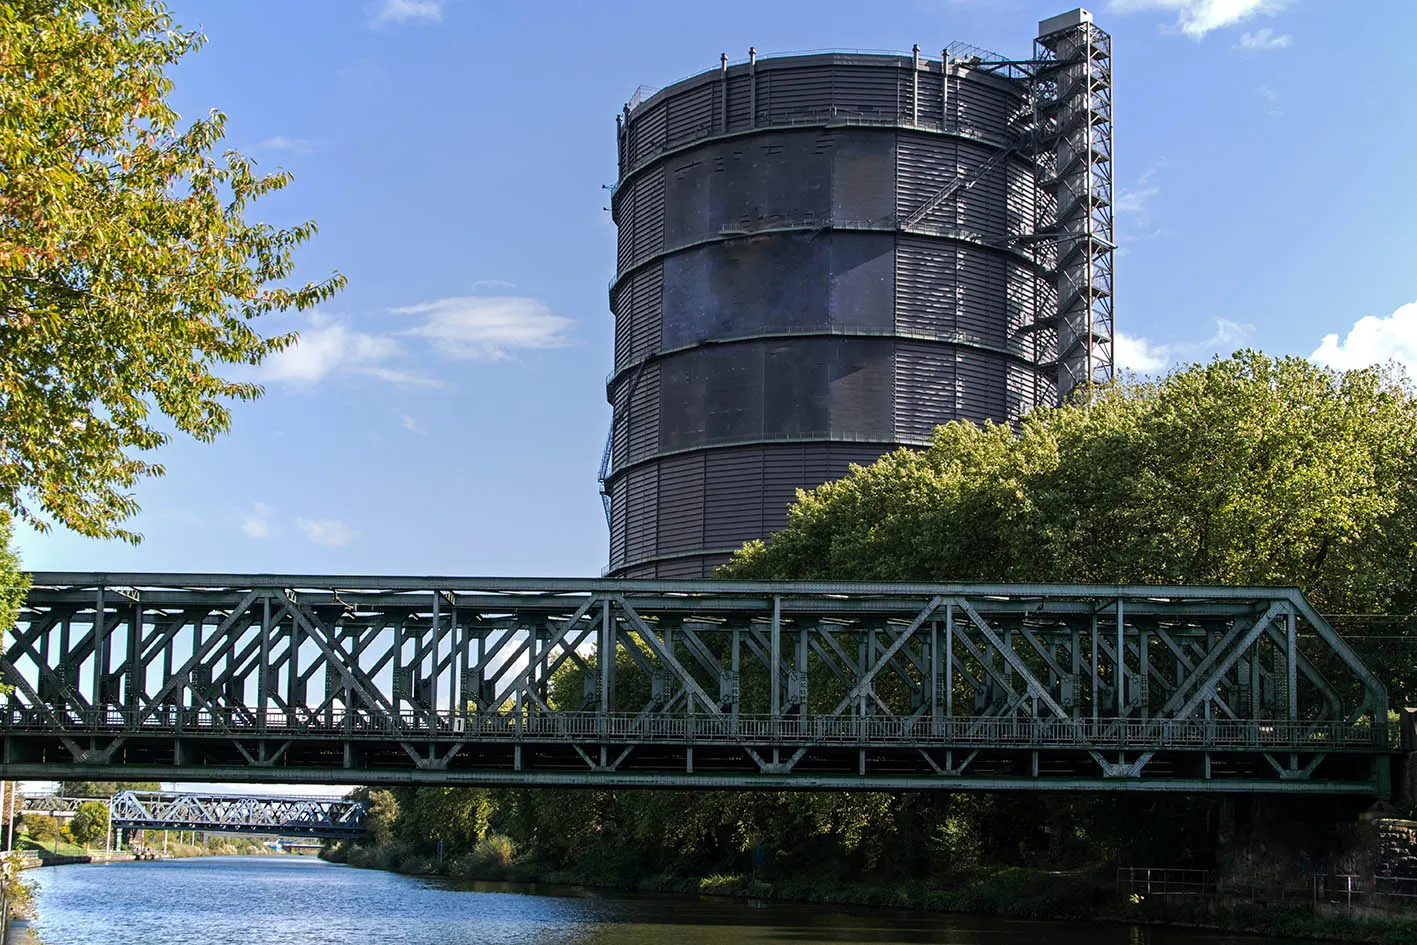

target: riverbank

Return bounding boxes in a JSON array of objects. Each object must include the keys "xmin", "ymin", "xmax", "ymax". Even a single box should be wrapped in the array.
[
  {"xmin": 321, "ymin": 843, "xmax": 1417, "ymax": 945},
  {"xmin": 19, "ymin": 836, "xmax": 280, "ymax": 862},
  {"xmin": 16, "ymin": 851, "xmax": 135, "ymax": 869},
  {"xmin": 15, "ymin": 841, "xmax": 283, "ymax": 873}
]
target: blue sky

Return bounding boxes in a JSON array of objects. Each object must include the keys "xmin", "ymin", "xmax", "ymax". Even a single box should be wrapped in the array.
[{"xmin": 13, "ymin": 0, "xmax": 1417, "ymax": 578}]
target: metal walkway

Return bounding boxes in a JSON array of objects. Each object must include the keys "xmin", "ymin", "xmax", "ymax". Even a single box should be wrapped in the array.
[
  {"xmin": 0, "ymin": 574, "xmax": 1393, "ymax": 793},
  {"xmin": 107, "ymin": 791, "xmax": 367, "ymax": 840}
]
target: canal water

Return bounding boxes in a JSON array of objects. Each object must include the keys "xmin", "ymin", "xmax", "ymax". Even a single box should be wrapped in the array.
[{"xmin": 23, "ymin": 856, "xmax": 1298, "ymax": 945}]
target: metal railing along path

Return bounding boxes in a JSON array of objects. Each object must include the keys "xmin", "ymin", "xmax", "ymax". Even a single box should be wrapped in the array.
[{"xmin": 0, "ymin": 707, "xmax": 1389, "ymax": 751}]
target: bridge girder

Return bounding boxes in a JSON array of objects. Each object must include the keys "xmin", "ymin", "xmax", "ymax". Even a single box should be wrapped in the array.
[
  {"xmin": 0, "ymin": 574, "xmax": 1392, "ymax": 793},
  {"xmin": 107, "ymin": 791, "xmax": 367, "ymax": 840}
]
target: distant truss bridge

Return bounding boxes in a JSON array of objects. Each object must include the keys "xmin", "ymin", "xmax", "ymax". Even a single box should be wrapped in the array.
[{"xmin": 107, "ymin": 791, "xmax": 367, "ymax": 839}]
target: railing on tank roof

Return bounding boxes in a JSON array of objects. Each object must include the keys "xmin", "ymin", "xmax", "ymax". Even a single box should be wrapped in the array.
[{"xmin": 615, "ymin": 109, "xmax": 1028, "ymax": 196}]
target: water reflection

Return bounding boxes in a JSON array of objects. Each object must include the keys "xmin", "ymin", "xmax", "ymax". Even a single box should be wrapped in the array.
[{"xmin": 22, "ymin": 856, "xmax": 1295, "ymax": 945}]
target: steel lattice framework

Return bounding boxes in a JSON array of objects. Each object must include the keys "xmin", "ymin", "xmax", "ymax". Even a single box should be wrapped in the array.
[
  {"xmin": 0, "ymin": 574, "xmax": 1392, "ymax": 793},
  {"xmin": 1033, "ymin": 13, "xmax": 1115, "ymax": 397},
  {"xmin": 952, "ymin": 10, "xmax": 1115, "ymax": 401},
  {"xmin": 19, "ymin": 793, "xmax": 83, "ymax": 818},
  {"xmin": 107, "ymin": 791, "xmax": 367, "ymax": 840}
]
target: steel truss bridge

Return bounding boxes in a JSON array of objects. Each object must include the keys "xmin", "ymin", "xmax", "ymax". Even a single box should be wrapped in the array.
[
  {"xmin": 0, "ymin": 574, "xmax": 1393, "ymax": 794},
  {"xmin": 107, "ymin": 791, "xmax": 367, "ymax": 840},
  {"xmin": 19, "ymin": 793, "xmax": 84, "ymax": 820},
  {"xmin": 20, "ymin": 791, "xmax": 367, "ymax": 840}
]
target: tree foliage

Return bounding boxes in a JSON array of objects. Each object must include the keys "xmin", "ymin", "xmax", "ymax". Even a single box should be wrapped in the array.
[
  {"xmin": 0, "ymin": 513, "xmax": 27, "ymax": 630},
  {"xmin": 0, "ymin": 0, "xmax": 342, "ymax": 541},
  {"xmin": 363, "ymin": 789, "xmax": 401, "ymax": 847},
  {"xmin": 22, "ymin": 813, "xmax": 57, "ymax": 843},
  {"xmin": 68, "ymin": 800, "xmax": 108, "ymax": 846},
  {"xmin": 726, "ymin": 353, "xmax": 1417, "ymax": 615},
  {"xmin": 726, "ymin": 352, "xmax": 1417, "ymax": 701},
  {"xmin": 59, "ymin": 780, "xmax": 159, "ymax": 797}
]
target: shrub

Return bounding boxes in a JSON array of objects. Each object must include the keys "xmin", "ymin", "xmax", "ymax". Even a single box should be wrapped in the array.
[
  {"xmin": 22, "ymin": 814, "xmax": 57, "ymax": 843},
  {"xmin": 474, "ymin": 833, "xmax": 516, "ymax": 867}
]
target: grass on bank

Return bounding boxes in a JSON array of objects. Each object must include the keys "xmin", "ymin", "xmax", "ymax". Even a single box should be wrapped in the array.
[{"xmin": 18, "ymin": 837, "xmax": 98, "ymax": 858}]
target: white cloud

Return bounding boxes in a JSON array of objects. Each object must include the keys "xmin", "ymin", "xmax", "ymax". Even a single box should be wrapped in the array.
[
  {"xmin": 250, "ymin": 136, "xmax": 312, "ymax": 156},
  {"xmin": 1114, "ymin": 185, "xmax": 1159, "ymax": 216},
  {"xmin": 1107, "ymin": 0, "xmax": 1295, "ymax": 39},
  {"xmin": 1204, "ymin": 318, "xmax": 1253, "ymax": 351},
  {"xmin": 1115, "ymin": 332, "xmax": 1170, "ymax": 373},
  {"xmin": 261, "ymin": 315, "xmax": 408, "ymax": 387},
  {"xmin": 372, "ymin": 0, "xmax": 442, "ymax": 25},
  {"xmin": 1237, "ymin": 27, "xmax": 1291, "ymax": 49},
  {"xmin": 298, "ymin": 518, "xmax": 358, "ymax": 547},
  {"xmin": 258, "ymin": 293, "xmax": 568, "ymax": 388},
  {"xmin": 241, "ymin": 502, "xmax": 273, "ymax": 540},
  {"xmin": 1257, "ymin": 85, "xmax": 1282, "ymax": 116},
  {"xmin": 1115, "ymin": 161, "xmax": 1166, "ymax": 221},
  {"xmin": 1312, "ymin": 301, "xmax": 1417, "ymax": 375},
  {"xmin": 1112, "ymin": 318, "xmax": 1254, "ymax": 375},
  {"xmin": 395, "ymin": 296, "xmax": 575, "ymax": 360},
  {"xmin": 364, "ymin": 366, "xmax": 446, "ymax": 388}
]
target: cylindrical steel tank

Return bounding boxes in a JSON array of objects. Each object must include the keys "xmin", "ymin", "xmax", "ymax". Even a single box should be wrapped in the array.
[{"xmin": 606, "ymin": 50, "xmax": 1057, "ymax": 578}]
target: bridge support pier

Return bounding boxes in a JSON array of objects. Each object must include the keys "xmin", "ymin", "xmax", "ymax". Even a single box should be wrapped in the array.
[
  {"xmin": 1216, "ymin": 794, "xmax": 1382, "ymax": 893},
  {"xmin": 1396, "ymin": 710, "xmax": 1417, "ymax": 807}
]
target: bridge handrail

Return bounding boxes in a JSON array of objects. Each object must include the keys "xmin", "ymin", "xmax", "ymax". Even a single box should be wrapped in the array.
[{"xmin": 0, "ymin": 706, "xmax": 1389, "ymax": 749}]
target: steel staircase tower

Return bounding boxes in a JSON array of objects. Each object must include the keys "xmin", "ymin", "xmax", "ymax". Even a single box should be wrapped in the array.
[{"xmin": 1031, "ymin": 9, "xmax": 1116, "ymax": 400}]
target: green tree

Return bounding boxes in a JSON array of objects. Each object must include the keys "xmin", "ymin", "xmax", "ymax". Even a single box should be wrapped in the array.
[
  {"xmin": 0, "ymin": 516, "xmax": 24, "ymax": 635},
  {"xmin": 727, "ymin": 353, "xmax": 1417, "ymax": 614},
  {"xmin": 22, "ymin": 813, "xmax": 56, "ymax": 843},
  {"xmin": 0, "ymin": 0, "xmax": 343, "ymax": 542},
  {"xmin": 362, "ymin": 789, "xmax": 401, "ymax": 847},
  {"xmin": 401, "ymin": 788, "xmax": 493, "ymax": 851},
  {"xmin": 68, "ymin": 801, "xmax": 108, "ymax": 847}
]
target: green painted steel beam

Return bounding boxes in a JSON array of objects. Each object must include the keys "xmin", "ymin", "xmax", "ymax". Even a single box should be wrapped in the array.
[
  {"xmin": 0, "ymin": 762, "xmax": 1383, "ymax": 794},
  {"xmin": 21, "ymin": 572, "xmax": 1318, "ymax": 601}
]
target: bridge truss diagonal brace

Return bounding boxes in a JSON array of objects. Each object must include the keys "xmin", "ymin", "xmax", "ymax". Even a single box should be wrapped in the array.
[
  {"xmin": 5, "ymin": 615, "xmax": 86, "ymax": 712},
  {"xmin": 1089, "ymin": 750, "xmax": 1154, "ymax": 779},
  {"xmin": 287, "ymin": 602, "xmax": 403, "ymax": 726},
  {"xmin": 1159, "ymin": 602, "xmax": 1286, "ymax": 722},
  {"xmin": 141, "ymin": 592, "xmax": 263, "ymax": 716},
  {"xmin": 616, "ymin": 597, "xmax": 786, "ymax": 772},
  {"xmin": 0, "ymin": 651, "xmax": 86, "ymax": 762},
  {"xmin": 953, "ymin": 597, "xmax": 1072, "ymax": 720},
  {"xmin": 829, "ymin": 596, "xmax": 946, "ymax": 717},
  {"xmin": 1286, "ymin": 592, "xmax": 1389, "ymax": 719},
  {"xmin": 1262, "ymin": 753, "xmax": 1326, "ymax": 782},
  {"xmin": 496, "ymin": 595, "xmax": 600, "ymax": 713},
  {"xmin": 615, "ymin": 596, "xmax": 725, "ymax": 717}
]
